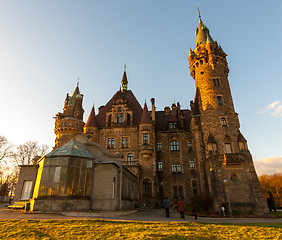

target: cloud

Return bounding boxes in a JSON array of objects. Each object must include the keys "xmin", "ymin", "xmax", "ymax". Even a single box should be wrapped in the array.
[
  {"xmin": 254, "ymin": 157, "xmax": 282, "ymax": 175},
  {"xmin": 258, "ymin": 100, "xmax": 281, "ymax": 115}
]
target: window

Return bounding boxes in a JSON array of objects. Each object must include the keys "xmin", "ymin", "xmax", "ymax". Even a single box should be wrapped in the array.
[
  {"xmin": 127, "ymin": 153, "xmax": 133, "ymax": 165},
  {"xmin": 170, "ymin": 140, "xmax": 179, "ymax": 151},
  {"xmin": 212, "ymin": 77, "xmax": 220, "ymax": 86},
  {"xmin": 122, "ymin": 137, "xmax": 129, "ymax": 147},
  {"xmin": 192, "ymin": 180, "xmax": 197, "ymax": 195},
  {"xmin": 169, "ymin": 122, "xmax": 177, "ymax": 129},
  {"xmin": 21, "ymin": 181, "xmax": 33, "ymax": 200},
  {"xmin": 107, "ymin": 138, "xmax": 115, "ymax": 148},
  {"xmin": 225, "ymin": 143, "xmax": 232, "ymax": 153},
  {"xmin": 188, "ymin": 141, "xmax": 193, "ymax": 151},
  {"xmin": 172, "ymin": 164, "xmax": 176, "ymax": 172},
  {"xmin": 143, "ymin": 178, "xmax": 152, "ymax": 196},
  {"xmin": 176, "ymin": 164, "xmax": 182, "ymax": 172},
  {"xmin": 118, "ymin": 107, "xmax": 122, "ymax": 112},
  {"xmin": 157, "ymin": 142, "xmax": 162, "ymax": 151},
  {"xmin": 120, "ymin": 113, "xmax": 124, "ymax": 123},
  {"xmin": 190, "ymin": 160, "xmax": 195, "ymax": 170},
  {"xmin": 115, "ymin": 114, "xmax": 119, "ymax": 123},
  {"xmin": 221, "ymin": 117, "xmax": 227, "ymax": 126},
  {"xmin": 173, "ymin": 186, "xmax": 184, "ymax": 198},
  {"xmin": 143, "ymin": 134, "xmax": 148, "ymax": 144},
  {"xmin": 158, "ymin": 161, "xmax": 163, "ymax": 171},
  {"xmin": 217, "ymin": 96, "xmax": 223, "ymax": 105}
]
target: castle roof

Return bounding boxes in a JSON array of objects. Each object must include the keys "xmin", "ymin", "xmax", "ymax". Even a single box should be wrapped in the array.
[
  {"xmin": 139, "ymin": 102, "xmax": 152, "ymax": 124},
  {"xmin": 96, "ymin": 90, "xmax": 143, "ymax": 127},
  {"xmin": 85, "ymin": 106, "xmax": 98, "ymax": 128}
]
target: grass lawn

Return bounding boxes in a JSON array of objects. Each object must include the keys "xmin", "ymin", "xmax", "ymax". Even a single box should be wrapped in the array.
[{"xmin": 0, "ymin": 220, "xmax": 281, "ymax": 239}]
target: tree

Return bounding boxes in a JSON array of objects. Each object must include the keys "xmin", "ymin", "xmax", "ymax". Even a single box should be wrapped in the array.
[
  {"xmin": 259, "ymin": 174, "xmax": 282, "ymax": 207},
  {"xmin": 0, "ymin": 136, "xmax": 14, "ymax": 163},
  {"xmin": 14, "ymin": 141, "xmax": 49, "ymax": 165}
]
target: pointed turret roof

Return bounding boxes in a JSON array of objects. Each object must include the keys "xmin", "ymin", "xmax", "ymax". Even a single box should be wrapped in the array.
[
  {"xmin": 195, "ymin": 17, "xmax": 214, "ymax": 46},
  {"xmin": 139, "ymin": 102, "xmax": 152, "ymax": 124},
  {"xmin": 121, "ymin": 64, "xmax": 128, "ymax": 92},
  {"xmin": 85, "ymin": 106, "xmax": 98, "ymax": 128}
]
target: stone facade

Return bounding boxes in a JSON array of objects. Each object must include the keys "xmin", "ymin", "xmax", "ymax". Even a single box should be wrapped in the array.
[{"xmin": 53, "ymin": 15, "xmax": 268, "ymax": 214}]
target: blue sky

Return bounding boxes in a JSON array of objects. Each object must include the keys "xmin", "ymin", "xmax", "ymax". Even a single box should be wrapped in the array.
[{"xmin": 0, "ymin": 1, "xmax": 281, "ymax": 174}]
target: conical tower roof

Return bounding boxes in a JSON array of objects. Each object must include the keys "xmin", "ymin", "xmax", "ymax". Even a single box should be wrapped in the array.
[
  {"xmin": 85, "ymin": 106, "xmax": 98, "ymax": 128},
  {"xmin": 139, "ymin": 102, "xmax": 152, "ymax": 124},
  {"xmin": 195, "ymin": 17, "xmax": 214, "ymax": 46}
]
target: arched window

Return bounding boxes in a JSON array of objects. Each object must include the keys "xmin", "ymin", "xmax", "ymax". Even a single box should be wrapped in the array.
[
  {"xmin": 127, "ymin": 153, "xmax": 133, "ymax": 165},
  {"xmin": 142, "ymin": 178, "xmax": 152, "ymax": 196},
  {"xmin": 170, "ymin": 140, "xmax": 179, "ymax": 151}
]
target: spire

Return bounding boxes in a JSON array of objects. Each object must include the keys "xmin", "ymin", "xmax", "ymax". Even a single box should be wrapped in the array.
[
  {"xmin": 189, "ymin": 47, "xmax": 195, "ymax": 56},
  {"xmin": 195, "ymin": 9, "xmax": 214, "ymax": 47},
  {"xmin": 139, "ymin": 102, "xmax": 152, "ymax": 124},
  {"xmin": 121, "ymin": 63, "xmax": 128, "ymax": 92},
  {"xmin": 85, "ymin": 105, "xmax": 98, "ymax": 128}
]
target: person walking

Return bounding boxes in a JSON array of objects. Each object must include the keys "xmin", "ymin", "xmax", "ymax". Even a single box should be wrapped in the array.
[
  {"xmin": 163, "ymin": 197, "xmax": 170, "ymax": 217},
  {"xmin": 178, "ymin": 198, "xmax": 185, "ymax": 219}
]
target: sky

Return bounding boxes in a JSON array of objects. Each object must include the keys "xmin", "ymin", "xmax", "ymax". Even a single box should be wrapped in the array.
[{"xmin": 0, "ymin": 1, "xmax": 281, "ymax": 175}]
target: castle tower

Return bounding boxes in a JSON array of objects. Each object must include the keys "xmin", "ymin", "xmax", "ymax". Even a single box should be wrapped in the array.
[
  {"xmin": 188, "ymin": 13, "xmax": 268, "ymax": 213},
  {"xmin": 54, "ymin": 83, "xmax": 85, "ymax": 147},
  {"xmin": 138, "ymin": 102, "xmax": 157, "ymax": 206}
]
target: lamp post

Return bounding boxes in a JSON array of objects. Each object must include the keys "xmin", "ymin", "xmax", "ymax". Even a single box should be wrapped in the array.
[{"xmin": 223, "ymin": 179, "xmax": 233, "ymax": 218}]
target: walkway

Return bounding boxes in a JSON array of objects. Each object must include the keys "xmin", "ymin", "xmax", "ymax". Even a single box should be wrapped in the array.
[{"xmin": 1, "ymin": 204, "xmax": 281, "ymax": 224}]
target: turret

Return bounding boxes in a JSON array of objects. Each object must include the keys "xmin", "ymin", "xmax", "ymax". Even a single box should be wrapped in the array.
[
  {"xmin": 54, "ymin": 83, "xmax": 85, "ymax": 148},
  {"xmin": 188, "ymin": 13, "xmax": 240, "ymax": 156},
  {"xmin": 84, "ymin": 106, "xmax": 98, "ymax": 142}
]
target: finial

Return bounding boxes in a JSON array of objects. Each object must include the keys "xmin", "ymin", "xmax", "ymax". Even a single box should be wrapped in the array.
[
  {"xmin": 124, "ymin": 62, "xmax": 126, "ymax": 72},
  {"xmin": 77, "ymin": 77, "xmax": 80, "ymax": 87},
  {"xmin": 197, "ymin": 4, "xmax": 201, "ymax": 19},
  {"xmin": 173, "ymin": 97, "xmax": 175, "ymax": 104}
]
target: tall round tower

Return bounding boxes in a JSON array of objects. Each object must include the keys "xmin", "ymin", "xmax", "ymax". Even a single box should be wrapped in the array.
[{"xmin": 188, "ymin": 12, "xmax": 268, "ymax": 214}]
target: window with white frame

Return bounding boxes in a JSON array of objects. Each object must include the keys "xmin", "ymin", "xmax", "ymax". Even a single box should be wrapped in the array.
[
  {"xmin": 21, "ymin": 181, "xmax": 33, "ymax": 200},
  {"xmin": 170, "ymin": 140, "xmax": 179, "ymax": 151}
]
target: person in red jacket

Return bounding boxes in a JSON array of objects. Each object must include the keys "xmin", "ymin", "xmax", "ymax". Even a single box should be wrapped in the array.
[{"xmin": 178, "ymin": 198, "xmax": 185, "ymax": 219}]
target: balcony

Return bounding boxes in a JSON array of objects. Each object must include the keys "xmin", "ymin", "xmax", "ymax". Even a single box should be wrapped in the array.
[{"xmin": 221, "ymin": 153, "xmax": 244, "ymax": 167}]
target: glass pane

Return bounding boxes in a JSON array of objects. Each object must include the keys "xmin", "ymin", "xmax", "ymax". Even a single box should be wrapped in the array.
[
  {"xmin": 86, "ymin": 160, "xmax": 92, "ymax": 168},
  {"xmin": 78, "ymin": 168, "xmax": 86, "ymax": 196},
  {"xmin": 72, "ymin": 167, "xmax": 80, "ymax": 195},
  {"xmin": 21, "ymin": 181, "xmax": 33, "ymax": 200},
  {"xmin": 59, "ymin": 167, "xmax": 67, "ymax": 196},
  {"xmin": 85, "ymin": 169, "xmax": 92, "ymax": 196},
  {"xmin": 54, "ymin": 167, "xmax": 61, "ymax": 184},
  {"xmin": 66, "ymin": 167, "xmax": 74, "ymax": 195}
]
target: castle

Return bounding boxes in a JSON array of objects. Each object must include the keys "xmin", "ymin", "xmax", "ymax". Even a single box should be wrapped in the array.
[{"xmin": 51, "ymin": 14, "xmax": 267, "ymax": 213}]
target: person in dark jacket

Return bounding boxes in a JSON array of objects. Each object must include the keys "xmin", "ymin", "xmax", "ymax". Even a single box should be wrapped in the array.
[
  {"xmin": 163, "ymin": 197, "xmax": 170, "ymax": 217},
  {"xmin": 193, "ymin": 202, "xmax": 198, "ymax": 220}
]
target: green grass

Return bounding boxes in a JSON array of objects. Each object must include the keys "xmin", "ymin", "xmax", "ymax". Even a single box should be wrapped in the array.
[{"xmin": 0, "ymin": 220, "xmax": 281, "ymax": 239}]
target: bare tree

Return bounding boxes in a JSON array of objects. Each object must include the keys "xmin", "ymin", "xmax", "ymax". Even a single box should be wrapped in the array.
[
  {"xmin": 0, "ymin": 136, "xmax": 14, "ymax": 163},
  {"xmin": 14, "ymin": 141, "xmax": 50, "ymax": 165}
]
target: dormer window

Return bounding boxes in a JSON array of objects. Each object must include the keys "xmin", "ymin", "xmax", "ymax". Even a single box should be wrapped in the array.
[{"xmin": 169, "ymin": 122, "xmax": 177, "ymax": 129}]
